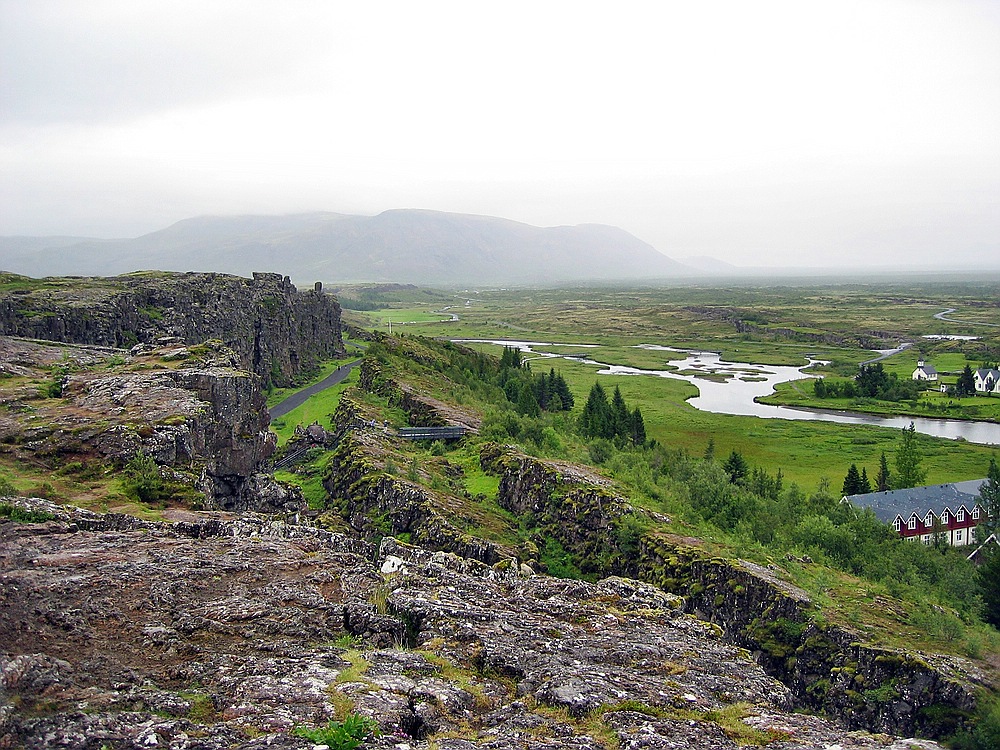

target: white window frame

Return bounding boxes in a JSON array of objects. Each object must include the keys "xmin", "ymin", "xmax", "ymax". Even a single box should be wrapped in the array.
[
  {"xmin": 893, "ymin": 518, "xmax": 902, "ymax": 532},
  {"xmin": 925, "ymin": 513, "xmax": 933, "ymax": 528},
  {"xmin": 957, "ymin": 508, "xmax": 966, "ymax": 522},
  {"xmin": 908, "ymin": 517, "xmax": 917, "ymax": 530},
  {"xmin": 973, "ymin": 507, "xmax": 981, "ymax": 520}
]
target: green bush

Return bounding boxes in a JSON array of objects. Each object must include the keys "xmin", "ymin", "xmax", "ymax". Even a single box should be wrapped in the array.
[
  {"xmin": 39, "ymin": 365, "xmax": 68, "ymax": 398},
  {"xmin": 0, "ymin": 502, "xmax": 56, "ymax": 523},
  {"xmin": 121, "ymin": 451, "xmax": 168, "ymax": 503},
  {"xmin": 292, "ymin": 713, "xmax": 379, "ymax": 749},
  {"xmin": 540, "ymin": 536, "xmax": 583, "ymax": 579},
  {"xmin": 950, "ymin": 699, "xmax": 1000, "ymax": 750},
  {"xmin": 588, "ymin": 438, "xmax": 613, "ymax": 464}
]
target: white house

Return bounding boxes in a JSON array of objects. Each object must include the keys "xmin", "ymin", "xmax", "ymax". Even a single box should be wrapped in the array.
[
  {"xmin": 912, "ymin": 360, "xmax": 938, "ymax": 382},
  {"xmin": 975, "ymin": 368, "xmax": 1000, "ymax": 394}
]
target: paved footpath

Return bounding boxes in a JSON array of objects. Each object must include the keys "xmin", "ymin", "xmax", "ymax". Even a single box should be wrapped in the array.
[{"xmin": 268, "ymin": 358, "xmax": 362, "ymax": 419}]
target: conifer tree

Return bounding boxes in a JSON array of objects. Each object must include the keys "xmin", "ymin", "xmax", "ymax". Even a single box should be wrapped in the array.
[
  {"xmin": 610, "ymin": 386, "xmax": 630, "ymax": 440},
  {"xmin": 723, "ymin": 450, "xmax": 749, "ymax": 484},
  {"xmin": 534, "ymin": 373, "xmax": 550, "ymax": 410},
  {"xmin": 842, "ymin": 464, "xmax": 862, "ymax": 496},
  {"xmin": 554, "ymin": 372, "xmax": 574, "ymax": 410},
  {"xmin": 957, "ymin": 364, "xmax": 976, "ymax": 397},
  {"xmin": 704, "ymin": 438, "xmax": 715, "ymax": 462},
  {"xmin": 516, "ymin": 382, "xmax": 540, "ymax": 417},
  {"xmin": 876, "ymin": 452, "xmax": 891, "ymax": 492},
  {"xmin": 580, "ymin": 382, "xmax": 612, "ymax": 439},
  {"xmin": 856, "ymin": 363, "xmax": 889, "ymax": 397},
  {"xmin": 894, "ymin": 422, "xmax": 926, "ymax": 489},
  {"xmin": 859, "ymin": 467, "xmax": 872, "ymax": 494},
  {"xmin": 630, "ymin": 407, "xmax": 646, "ymax": 446},
  {"xmin": 499, "ymin": 346, "xmax": 522, "ymax": 370}
]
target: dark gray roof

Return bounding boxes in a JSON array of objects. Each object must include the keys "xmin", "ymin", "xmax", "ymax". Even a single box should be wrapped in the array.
[
  {"xmin": 845, "ymin": 479, "xmax": 988, "ymax": 523},
  {"xmin": 916, "ymin": 364, "xmax": 937, "ymax": 374}
]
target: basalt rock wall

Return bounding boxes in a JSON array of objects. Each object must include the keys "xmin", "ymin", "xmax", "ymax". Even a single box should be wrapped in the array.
[
  {"xmin": 322, "ymin": 397, "xmax": 511, "ymax": 565},
  {"xmin": 70, "ymin": 364, "xmax": 286, "ymax": 512},
  {"xmin": 0, "ymin": 336, "xmax": 290, "ymax": 513},
  {"xmin": 0, "ymin": 272, "xmax": 343, "ymax": 386},
  {"xmin": 482, "ymin": 443, "xmax": 983, "ymax": 739}
]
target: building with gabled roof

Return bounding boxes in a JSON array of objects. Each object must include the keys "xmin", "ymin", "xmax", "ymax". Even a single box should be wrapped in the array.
[
  {"xmin": 844, "ymin": 479, "xmax": 988, "ymax": 546},
  {"xmin": 974, "ymin": 368, "xmax": 1000, "ymax": 394},
  {"xmin": 912, "ymin": 360, "xmax": 938, "ymax": 381}
]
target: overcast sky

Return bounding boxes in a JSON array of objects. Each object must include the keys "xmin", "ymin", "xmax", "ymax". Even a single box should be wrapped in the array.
[{"xmin": 1, "ymin": 1, "xmax": 998, "ymax": 269}]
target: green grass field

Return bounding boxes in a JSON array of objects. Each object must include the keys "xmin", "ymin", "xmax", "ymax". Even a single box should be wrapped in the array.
[{"xmin": 344, "ymin": 282, "xmax": 1000, "ymax": 491}]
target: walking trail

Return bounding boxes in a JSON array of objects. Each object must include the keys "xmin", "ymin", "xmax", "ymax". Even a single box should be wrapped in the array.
[{"xmin": 268, "ymin": 358, "xmax": 362, "ymax": 419}]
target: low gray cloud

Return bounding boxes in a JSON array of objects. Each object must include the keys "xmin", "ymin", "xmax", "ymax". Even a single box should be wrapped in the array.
[{"xmin": 1, "ymin": 0, "xmax": 998, "ymax": 269}]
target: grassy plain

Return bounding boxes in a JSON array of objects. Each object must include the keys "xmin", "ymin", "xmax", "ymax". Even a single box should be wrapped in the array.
[{"xmin": 343, "ymin": 280, "xmax": 1000, "ymax": 491}]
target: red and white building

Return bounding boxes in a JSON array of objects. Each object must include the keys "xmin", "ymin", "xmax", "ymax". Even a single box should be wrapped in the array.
[{"xmin": 844, "ymin": 479, "xmax": 989, "ymax": 547}]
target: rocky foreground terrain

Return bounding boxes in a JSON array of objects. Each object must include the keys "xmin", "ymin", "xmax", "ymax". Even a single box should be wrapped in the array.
[{"xmin": 1, "ymin": 499, "xmax": 945, "ymax": 750}]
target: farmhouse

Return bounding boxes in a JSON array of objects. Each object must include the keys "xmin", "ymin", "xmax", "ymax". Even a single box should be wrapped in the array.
[
  {"xmin": 844, "ymin": 479, "xmax": 988, "ymax": 546},
  {"xmin": 975, "ymin": 368, "xmax": 1000, "ymax": 394},
  {"xmin": 912, "ymin": 360, "xmax": 938, "ymax": 381}
]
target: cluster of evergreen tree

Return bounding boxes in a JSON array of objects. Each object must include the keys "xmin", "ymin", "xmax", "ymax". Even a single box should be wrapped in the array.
[
  {"xmin": 717, "ymin": 447, "xmax": 785, "ymax": 497},
  {"xmin": 855, "ymin": 362, "xmax": 922, "ymax": 401},
  {"xmin": 578, "ymin": 381, "xmax": 646, "ymax": 446},
  {"xmin": 841, "ymin": 424, "xmax": 925, "ymax": 496},
  {"xmin": 813, "ymin": 362, "xmax": 921, "ymax": 402},
  {"xmin": 812, "ymin": 377, "xmax": 858, "ymax": 398},
  {"xmin": 955, "ymin": 364, "xmax": 977, "ymax": 397},
  {"xmin": 497, "ymin": 346, "xmax": 574, "ymax": 416},
  {"xmin": 841, "ymin": 463, "xmax": 873, "ymax": 496}
]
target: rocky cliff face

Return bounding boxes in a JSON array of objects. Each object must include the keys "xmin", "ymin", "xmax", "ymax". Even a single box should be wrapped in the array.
[
  {"xmin": 0, "ymin": 498, "xmax": 949, "ymax": 750},
  {"xmin": 0, "ymin": 272, "xmax": 343, "ymax": 386},
  {"xmin": 322, "ymin": 396, "xmax": 508, "ymax": 564},
  {"xmin": 0, "ymin": 336, "xmax": 293, "ymax": 513}
]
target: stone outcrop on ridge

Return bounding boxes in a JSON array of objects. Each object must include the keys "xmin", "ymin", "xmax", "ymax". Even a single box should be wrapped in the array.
[
  {"xmin": 0, "ymin": 271, "xmax": 343, "ymax": 386},
  {"xmin": 0, "ymin": 336, "xmax": 292, "ymax": 512}
]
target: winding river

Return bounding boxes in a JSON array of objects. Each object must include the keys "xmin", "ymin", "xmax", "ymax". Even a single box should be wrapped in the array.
[{"xmin": 453, "ymin": 339, "xmax": 1000, "ymax": 446}]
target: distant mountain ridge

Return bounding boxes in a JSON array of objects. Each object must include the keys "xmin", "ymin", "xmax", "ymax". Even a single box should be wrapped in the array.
[{"xmin": 0, "ymin": 210, "xmax": 692, "ymax": 285}]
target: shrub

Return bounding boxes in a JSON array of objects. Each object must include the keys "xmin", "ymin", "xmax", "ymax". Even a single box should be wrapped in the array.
[
  {"xmin": 588, "ymin": 438, "xmax": 613, "ymax": 464},
  {"xmin": 121, "ymin": 451, "xmax": 167, "ymax": 503},
  {"xmin": 292, "ymin": 713, "xmax": 379, "ymax": 750},
  {"xmin": 950, "ymin": 699, "xmax": 1000, "ymax": 750},
  {"xmin": 0, "ymin": 502, "xmax": 56, "ymax": 523},
  {"xmin": 540, "ymin": 537, "xmax": 583, "ymax": 579}
]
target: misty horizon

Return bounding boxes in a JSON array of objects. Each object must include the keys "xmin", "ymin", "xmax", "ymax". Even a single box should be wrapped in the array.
[{"xmin": 2, "ymin": 2, "xmax": 998, "ymax": 271}]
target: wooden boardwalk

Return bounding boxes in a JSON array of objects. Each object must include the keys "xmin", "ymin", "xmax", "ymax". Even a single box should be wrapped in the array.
[{"xmin": 397, "ymin": 426, "xmax": 469, "ymax": 440}]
